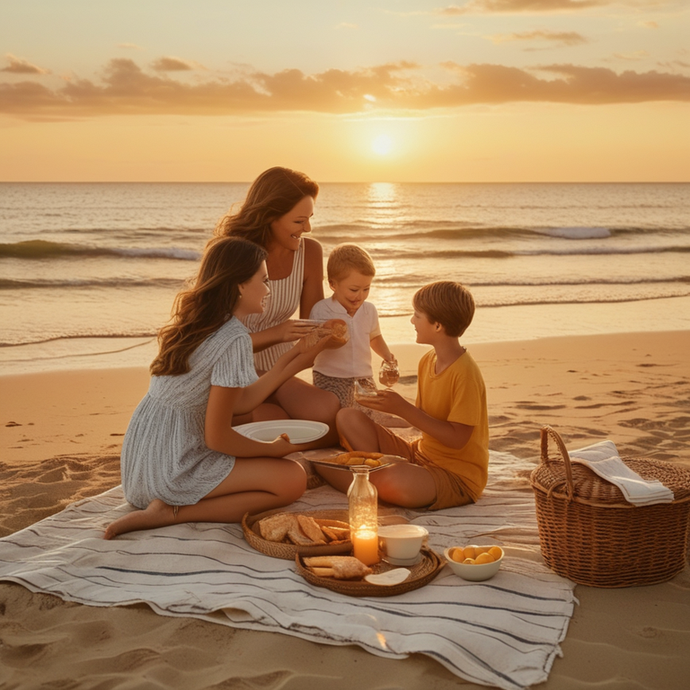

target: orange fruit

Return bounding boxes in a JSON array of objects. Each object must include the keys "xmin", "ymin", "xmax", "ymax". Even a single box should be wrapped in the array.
[
  {"xmin": 462, "ymin": 558, "xmax": 476, "ymax": 565},
  {"xmin": 463, "ymin": 546, "xmax": 476, "ymax": 560},
  {"xmin": 474, "ymin": 546, "xmax": 489, "ymax": 555},
  {"xmin": 475, "ymin": 552, "xmax": 495, "ymax": 565},
  {"xmin": 451, "ymin": 547, "xmax": 465, "ymax": 563},
  {"xmin": 489, "ymin": 546, "xmax": 503, "ymax": 560}
]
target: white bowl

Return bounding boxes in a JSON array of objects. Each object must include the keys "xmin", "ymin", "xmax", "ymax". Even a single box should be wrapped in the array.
[
  {"xmin": 234, "ymin": 420, "xmax": 329, "ymax": 444},
  {"xmin": 443, "ymin": 545, "xmax": 504, "ymax": 582},
  {"xmin": 379, "ymin": 524, "xmax": 429, "ymax": 563}
]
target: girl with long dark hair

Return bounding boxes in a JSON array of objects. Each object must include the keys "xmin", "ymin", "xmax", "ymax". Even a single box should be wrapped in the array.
[{"xmin": 105, "ymin": 236, "xmax": 336, "ymax": 538}]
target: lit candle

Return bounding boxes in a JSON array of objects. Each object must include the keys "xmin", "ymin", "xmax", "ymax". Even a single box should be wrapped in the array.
[{"xmin": 353, "ymin": 529, "xmax": 380, "ymax": 566}]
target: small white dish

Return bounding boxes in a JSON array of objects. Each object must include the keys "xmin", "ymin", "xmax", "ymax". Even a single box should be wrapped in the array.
[
  {"xmin": 364, "ymin": 568, "xmax": 411, "ymax": 586},
  {"xmin": 234, "ymin": 420, "xmax": 329, "ymax": 444}
]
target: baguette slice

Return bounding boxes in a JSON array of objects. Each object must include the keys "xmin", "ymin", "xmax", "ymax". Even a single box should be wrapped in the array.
[
  {"xmin": 258, "ymin": 512, "xmax": 296, "ymax": 542},
  {"xmin": 297, "ymin": 515, "xmax": 327, "ymax": 544},
  {"xmin": 303, "ymin": 555, "xmax": 372, "ymax": 580}
]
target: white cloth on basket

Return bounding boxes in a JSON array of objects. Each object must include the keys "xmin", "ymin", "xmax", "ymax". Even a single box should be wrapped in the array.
[{"xmin": 569, "ymin": 440, "xmax": 674, "ymax": 506}]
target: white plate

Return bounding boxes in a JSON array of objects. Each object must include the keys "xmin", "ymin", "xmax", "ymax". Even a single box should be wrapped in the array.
[{"xmin": 234, "ymin": 419, "xmax": 329, "ymax": 444}]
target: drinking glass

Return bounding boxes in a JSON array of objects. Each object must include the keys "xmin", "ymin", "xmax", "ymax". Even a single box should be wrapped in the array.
[
  {"xmin": 354, "ymin": 378, "xmax": 378, "ymax": 402},
  {"xmin": 378, "ymin": 359, "xmax": 399, "ymax": 389}
]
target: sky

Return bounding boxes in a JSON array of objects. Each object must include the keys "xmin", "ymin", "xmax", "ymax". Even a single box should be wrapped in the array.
[{"xmin": 1, "ymin": 0, "xmax": 689, "ymax": 182}]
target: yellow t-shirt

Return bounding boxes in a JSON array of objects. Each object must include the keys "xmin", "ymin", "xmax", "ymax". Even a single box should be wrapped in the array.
[{"xmin": 416, "ymin": 349, "xmax": 489, "ymax": 501}]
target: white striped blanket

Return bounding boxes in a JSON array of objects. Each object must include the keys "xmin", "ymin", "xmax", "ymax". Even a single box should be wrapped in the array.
[{"xmin": 0, "ymin": 450, "xmax": 576, "ymax": 690}]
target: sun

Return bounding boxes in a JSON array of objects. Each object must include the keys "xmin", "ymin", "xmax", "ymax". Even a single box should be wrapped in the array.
[{"xmin": 371, "ymin": 134, "xmax": 393, "ymax": 156}]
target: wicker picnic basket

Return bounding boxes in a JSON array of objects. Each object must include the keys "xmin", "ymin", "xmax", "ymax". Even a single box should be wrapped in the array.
[{"xmin": 530, "ymin": 426, "xmax": 690, "ymax": 587}]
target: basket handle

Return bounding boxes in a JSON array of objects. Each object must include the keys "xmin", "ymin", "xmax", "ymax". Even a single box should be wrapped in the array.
[{"xmin": 540, "ymin": 425, "xmax": 575, "ymax": 500}]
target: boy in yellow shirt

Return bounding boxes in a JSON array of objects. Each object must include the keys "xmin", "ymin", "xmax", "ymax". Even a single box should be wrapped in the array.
[{"xmin": 317, "ymin": 281, "xmax": 488, "ymax": 510}]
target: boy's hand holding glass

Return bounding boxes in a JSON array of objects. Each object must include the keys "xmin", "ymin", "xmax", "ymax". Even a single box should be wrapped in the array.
[{"xmin": 355, "ymin": 384, "xmax": 409, "ymax": 417}]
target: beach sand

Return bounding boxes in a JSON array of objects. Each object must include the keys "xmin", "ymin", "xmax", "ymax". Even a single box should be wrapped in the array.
[{"xmin": 1, "ymin": 331, "xmax": 689, "ymax": 689}]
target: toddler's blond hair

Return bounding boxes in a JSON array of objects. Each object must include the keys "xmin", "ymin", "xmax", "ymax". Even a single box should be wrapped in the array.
[{"xmin": 327, "ymin": 243, "xmax": 376, "ymax": 283}]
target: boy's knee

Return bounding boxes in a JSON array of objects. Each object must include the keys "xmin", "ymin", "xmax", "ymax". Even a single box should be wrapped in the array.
[
  {"xmin": 336, "ymin": 406, "xmax": 365, "ymax": 429},
  {"xmin": 285, "ymin": 459, "xmax": 308, "ymax": 500},
  {"xmin": 372, "ymin": 467, "xmax": 435, "ymax": 509}
]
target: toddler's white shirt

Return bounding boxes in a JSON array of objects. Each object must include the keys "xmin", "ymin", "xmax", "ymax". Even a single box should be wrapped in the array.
[{"xmin": 310, "ymin": 298, "xmax": 381, "ymax": 378}]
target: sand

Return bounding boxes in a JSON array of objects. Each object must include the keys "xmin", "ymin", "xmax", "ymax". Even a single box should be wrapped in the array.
[{"xmin": 1, "ymin": 331, "xmax": 689, "ymax": 689}]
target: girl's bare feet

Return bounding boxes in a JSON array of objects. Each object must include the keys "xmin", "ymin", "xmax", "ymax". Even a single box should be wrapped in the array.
[{"xmin": 104, "ymin": 499, "xmax": 175, "ymax": 539}]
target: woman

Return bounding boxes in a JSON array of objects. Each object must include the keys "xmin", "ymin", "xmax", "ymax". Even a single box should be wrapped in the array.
[
  {"xmin": 216, "ymin": 167, "xmax": 340, "ymax": 441},
  {"xmin": 105, "ymin": 237, "xmax": 337, "ymax": 539}
]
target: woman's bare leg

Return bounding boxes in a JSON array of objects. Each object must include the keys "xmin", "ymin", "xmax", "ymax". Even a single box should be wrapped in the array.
[
  {"xmin": 104, "ymin": 457, "xmax": 306, "ymax": 539},
  {"xmin": 232, "ymin": 403, "xmax": 290, "ymax": 426},
  {"xmin": 267, "ymin": 376, "xmax": 341, "ymax": 447}
]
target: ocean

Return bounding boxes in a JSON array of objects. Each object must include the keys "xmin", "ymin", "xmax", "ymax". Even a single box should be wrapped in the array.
[{"xmin": 1, "ymin": 182, "xmax": 689, "ymax": 375}]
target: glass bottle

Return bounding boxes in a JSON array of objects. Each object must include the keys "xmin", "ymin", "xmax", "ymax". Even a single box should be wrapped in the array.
[{"xmin": 347, "ymin": 466, "xmax": 380, "ymax": 565}]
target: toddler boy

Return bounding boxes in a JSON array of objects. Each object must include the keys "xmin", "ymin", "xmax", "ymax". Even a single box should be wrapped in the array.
[{"xmin": 309, "ymin": 243, "xmax": 395, "ymax": 411}]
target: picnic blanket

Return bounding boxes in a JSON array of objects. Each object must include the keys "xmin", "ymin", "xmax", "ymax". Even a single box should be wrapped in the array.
[{"xmin": 0, "ymin": 450, "xmax": 576, "ymax": 690}]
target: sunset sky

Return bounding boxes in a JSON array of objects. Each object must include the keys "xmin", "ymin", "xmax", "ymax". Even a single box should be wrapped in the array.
[{"xmin": 1, "ymin": 0, "xmax": 689, "ymax": 182}]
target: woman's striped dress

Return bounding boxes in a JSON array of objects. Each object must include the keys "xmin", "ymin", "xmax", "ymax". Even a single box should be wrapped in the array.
[{"xmin": 241, "ymin": 242, "xmax": 305, "ymax": 371}]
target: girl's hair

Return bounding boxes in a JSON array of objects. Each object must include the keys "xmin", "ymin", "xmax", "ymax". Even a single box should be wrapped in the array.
[
  {"xmin": 215, "ymin": 167, "xmax": 319, "ymax": 248},
  {"xmin": 150, "ymin": 236, "xmax": 267, "ymax": 377},
  {"xmin": 327, "ymin": 243, "xmax": 376, "ymax": 283},
  {"xmin": 413, "ymin": 281, "xmax": 475, "ymax": 338}
]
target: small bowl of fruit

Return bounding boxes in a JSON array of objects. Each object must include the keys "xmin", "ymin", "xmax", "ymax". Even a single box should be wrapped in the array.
[{"xmin": 444, "ymin": 544, "xmax": 504, "ymax": 582}]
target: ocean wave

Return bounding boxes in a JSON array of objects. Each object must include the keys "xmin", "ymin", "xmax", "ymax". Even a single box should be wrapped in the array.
[
  {"xmin": 389, "ymin": 245, "xmax": 690, "ymax": 260},
  {"xmin": 0, "ymin": 239, "xmax": 200, "ymax": 261},
  {"xmin": 0, "ymin": 277, "xmax": 184, "ymax": 290},
  {"xmin": 317, "ymin": 223, "xmax": 689, "ymax": 243},
  {"xmin": 0, "ymin": 332, "xmax": 157, "ymax": 348},
  {"xmin": 374, "ymin": 275, "xmax": 690, "ymax": 287},
  {"xmin": 375, "ymin": 290, "xmax": 690, "ymax": 317}
]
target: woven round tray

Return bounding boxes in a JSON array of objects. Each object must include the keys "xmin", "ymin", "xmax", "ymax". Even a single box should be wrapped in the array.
[
  {"xmin": 294, "ymin": 547, "xmax": 444, "ymax": 597},
  {"xmin": 531, "ymin": 426, "xmax": 690, "ymax": 588},
  {"xmin": 242, "ymin": 508, "xmax": 352, "ymax": 560}
]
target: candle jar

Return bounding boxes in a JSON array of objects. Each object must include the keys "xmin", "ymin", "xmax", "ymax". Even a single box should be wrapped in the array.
[{"xmin": 347, "ymin": 466, "xmax": 380, "ymax": 565}]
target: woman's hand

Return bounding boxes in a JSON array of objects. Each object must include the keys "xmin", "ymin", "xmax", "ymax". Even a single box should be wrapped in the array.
[
  {"xmin": 269, "ymin": 432, "xmax": 302, "ymax": 457},
  {"xmin": 293, "ymin": 332, "xmax": 334, "ymax": 367},
  {"xmin": 274, "ymin": 319, "xmax": 320, "ymax": 344}
]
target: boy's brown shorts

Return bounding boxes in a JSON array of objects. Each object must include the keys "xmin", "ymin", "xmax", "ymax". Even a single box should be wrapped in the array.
[{"xmin": 341, "ymin": 425, "xmax": 474, "ymax": 511}]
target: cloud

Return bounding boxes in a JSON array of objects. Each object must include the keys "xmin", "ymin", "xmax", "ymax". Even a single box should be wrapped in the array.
[
  {"xmin": 611, "ymin": 50, "xmax": 650, "ymax": 61},
  {"xmin": 117, "ymin": 43, "xmax": 145, "ymax": 50},
  {"xmin": 489, "ymin": 30, "xmax": 588, "ymax": 46},
  {"xmin": 435, "ymin": 0, "xmax": 608, "ymax": 14},
  {"xmin": 1, "ymin": 58, "xmax": 688, "ymax": 120},
  {"xmin": 1, "ymin": 54, "xmax": 50, "ymax": 75},
  {"xmin": 151, "ymin": 56, "xmax": 199, "ymax": 72}
]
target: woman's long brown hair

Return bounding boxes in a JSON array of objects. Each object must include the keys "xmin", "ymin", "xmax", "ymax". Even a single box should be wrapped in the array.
[
  {"xmin": 150, "ymin": 237, "xmax": 267, "ymax": 377},
  {"xmin": 215, "ymin": 167, "xmax": 319, "ymax": 248}
]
